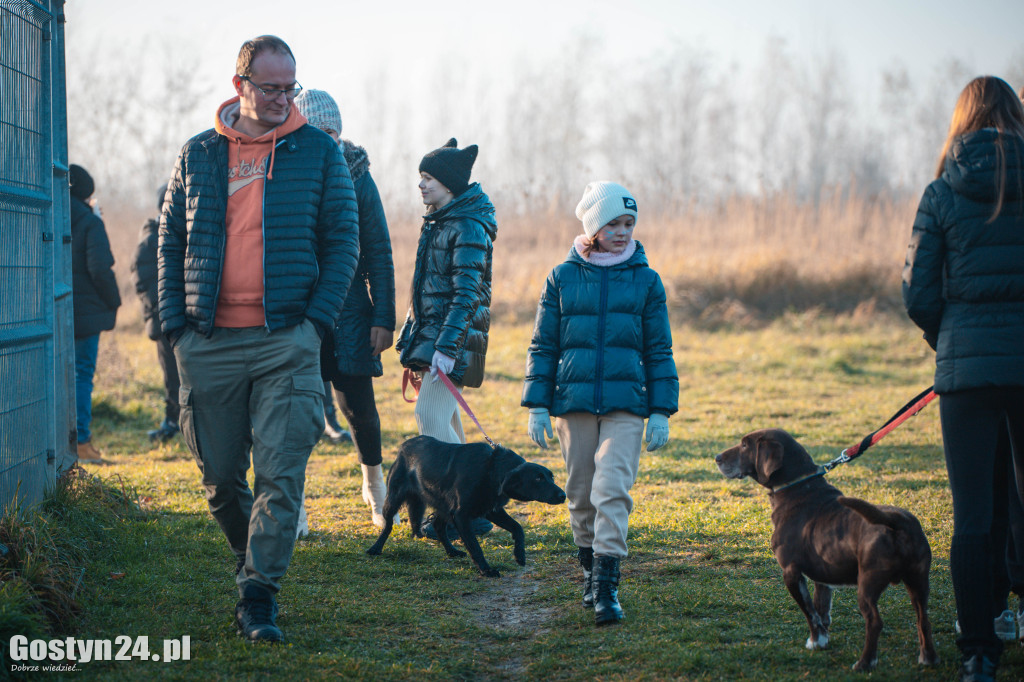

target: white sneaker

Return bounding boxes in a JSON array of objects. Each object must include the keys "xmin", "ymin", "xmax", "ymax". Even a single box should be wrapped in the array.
[
  {"xmin": 296, "ymin": 500, "xmax": 309, "ymax": 538},
  {"xmin": 954, "ymin": 610, "xmax": 1018, "ymax": 642},
  {"xmin": 362, "ymin": 464, "xmax": 399, "ymax": 528},
  {"xmin": 995, "ymin": 609, "xmax": 1017, "ymax": 642}
]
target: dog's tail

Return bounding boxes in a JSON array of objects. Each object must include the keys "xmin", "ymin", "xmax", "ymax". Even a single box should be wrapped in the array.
[{"xmin": 838, "ymin": 496, "xmax": 920, "ymax": 534}]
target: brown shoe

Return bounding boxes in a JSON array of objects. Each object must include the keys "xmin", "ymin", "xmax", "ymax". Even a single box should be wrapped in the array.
[{"xmin": 77, "ymin": 441, "xmax": 105, "ymax": 464}]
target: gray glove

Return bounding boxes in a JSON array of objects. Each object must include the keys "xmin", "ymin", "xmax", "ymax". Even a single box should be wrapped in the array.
[
  {"xmin": 528, "ymin": 407, "xmax": 553, "ymax": 450},
  {"xmin": 645, "ymin": 413, "xmax": 669, "ymax": 452}
]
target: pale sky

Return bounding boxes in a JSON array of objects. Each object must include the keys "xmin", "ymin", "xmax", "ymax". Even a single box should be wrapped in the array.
[
  {"xmin": 66, "ymin": 0, "xmax": 1022, "ymax": 114},
  {"xmin": 62, "ymin": 0, "xmax": 1023, "ymax": 207}
]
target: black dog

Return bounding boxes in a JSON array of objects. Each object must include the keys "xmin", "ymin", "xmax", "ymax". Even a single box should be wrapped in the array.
[
  {"xmin": 715, "ymin": 428, "xmax": 938, "ymax": 672},
  {"xmin": 366, "ymin": 436, "xmax": 566, "ymax": 577}
]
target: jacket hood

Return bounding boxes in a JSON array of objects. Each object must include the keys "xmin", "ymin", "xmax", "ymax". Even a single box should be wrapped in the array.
[
  {"xmin": 341, "ymin": 139, "xmax": 370, "ymax": 182},
  {"xmin": 214, "ymin": 96, "xmax": 307, "ymax": 142},
  {"xmin": 423, "ymin": 182, "xmax": 497, "ymax": 242},
  {"xmin": 566, "ymin": 239, "xmax": 649, "ymax": 268},
  {"xmin": 943, "ymin": 128, "xmax": 1024, "ymax": 204}
]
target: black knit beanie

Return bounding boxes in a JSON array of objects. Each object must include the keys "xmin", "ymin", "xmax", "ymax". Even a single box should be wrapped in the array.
[
  {"xmin": 69, "ymin": 164, "xmax": 94, "ymax": 201},
  {"xmin": 418, "ymin": 138, "xmax": 478, "ymax": 197}
]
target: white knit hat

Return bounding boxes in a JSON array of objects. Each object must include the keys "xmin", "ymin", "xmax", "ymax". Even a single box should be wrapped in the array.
[
  {"xmin": 574, "ymin": 181, "xmax": 638, "ymax": 238},
  {"xmin": 294, "ymin": 89, "xmax": 342, "ymax": 134}
]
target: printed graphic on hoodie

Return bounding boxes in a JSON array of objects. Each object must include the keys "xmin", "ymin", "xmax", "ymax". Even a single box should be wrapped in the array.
[{"xmin": 228, "ymin": 155, "xmax": 269, "ymax": 196}]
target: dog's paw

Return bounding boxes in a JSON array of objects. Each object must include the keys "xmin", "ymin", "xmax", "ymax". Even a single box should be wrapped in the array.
[
  {"xmin": 918, "ymin": 651, "xmax": 939, "ymax": 666},
  {"xmin": 366, "ymin": 546, "xmax": 382, "ymax": 556},
  {"xmin": 851, "ymin": 657, "xmax": 877, "ymax": 672},
  {"xmin": 480, "ymin": 568, "xmax": 501, "ymax": 578},
  {"xmin": 804, "ymin": 633, "xmax": 829, "ymax": 650},
  {"xmin": 514, "ymin": 549, "xmax": 526, "ymax": 566},
  {"xmin": 446, "ymin": 548, "xmax": 467, "ymax": 558}
]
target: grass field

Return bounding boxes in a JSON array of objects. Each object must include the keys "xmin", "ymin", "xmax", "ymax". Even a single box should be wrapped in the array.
[{"xmin": 30, "ymin": 312, "xmax": 1020, "ymax": 681}]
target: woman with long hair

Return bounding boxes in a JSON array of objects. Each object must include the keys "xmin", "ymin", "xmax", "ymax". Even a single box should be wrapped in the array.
[{"xmin": 903, "ymin": 75, "xmax": 1024, "ymax": 681}]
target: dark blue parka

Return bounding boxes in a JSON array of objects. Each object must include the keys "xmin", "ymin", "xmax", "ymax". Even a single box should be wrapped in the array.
[
  {"xmin": 322, "ymin": 141, "xmax": 396, "ymax": 378},
  {"xmin": 903, "ymin": 128, "xmax": 1024, "ymax": 394},
  {"xmin": 71, "ymin": 197, "xmax": 121, "ymax": 339},
  {"xmin": 522, "ymin": 241, "xmax": 678, "ymax": 418},
  {"xmin": 396, "ymin": 183, "xmax": 496, "ymax": 388},
  {"xmin": 158, "ymin": 124, "xmax": 360, "ymax": 339}
]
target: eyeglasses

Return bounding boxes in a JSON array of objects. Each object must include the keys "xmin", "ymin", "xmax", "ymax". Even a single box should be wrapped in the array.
[{"xmin": 238, "ymin": 75, "xmax": 303, "ymax": 100}]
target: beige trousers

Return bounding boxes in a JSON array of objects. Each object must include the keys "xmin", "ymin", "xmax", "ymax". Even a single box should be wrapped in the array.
[
  {"xmin": 414, "ymin": 372, "xmax": 466, "ymax": 444},
  {"xmin": 555, "ymin": 411, "xmax": 644, "ymax": 558}
]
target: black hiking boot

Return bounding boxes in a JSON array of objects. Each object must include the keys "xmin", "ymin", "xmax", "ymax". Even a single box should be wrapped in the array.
[
  {"xmin": 577, "ymin": 546, "xmax": 594, "ymax": 608},
  {"xmin": 235, "ymin": 584, "xmax": 283, "ymax": 643},
  {"xmin": 593, "ymin": 555, "xmax": 624, "ymax": 626}
]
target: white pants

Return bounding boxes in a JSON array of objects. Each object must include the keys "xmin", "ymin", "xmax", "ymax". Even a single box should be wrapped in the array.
[
  {"xmin": 555, "ymin": 411, "xmax": 644, "ymax": 558},
  {"xmin": 414, "ymin": 372, "xmax": 466, "ymax": 445}
]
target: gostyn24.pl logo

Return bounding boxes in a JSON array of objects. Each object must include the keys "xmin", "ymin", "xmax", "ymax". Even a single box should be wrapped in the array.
[{"xmin": 9, "ymin": 635, "xmax": 190, "ymax": 670}]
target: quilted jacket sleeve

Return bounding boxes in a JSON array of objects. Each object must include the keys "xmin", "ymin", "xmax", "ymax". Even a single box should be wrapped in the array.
[
  {"xmin": 158, "ymin": 153, "xmax": 188, "ymax": 337},
  {"xmin": 522, "ymin": 272, "xmax": 561, "ymax": 409},
  {"xmin": 902, "ymin": 181, "xmax": 947, "ymax": 350},
  {"xmin": 357, "ymin": 172, "xmax": 396, "ymax": 331},
  {"xmin": 642, "ymin": 271, "xmax": 678, "ymax": 415},
  {"xmin": 306, "ymin": 141, "xmax": 360, "ymax": 332},
  {"xmin": 433, "ymin": 219, "xmax": 490, "ymax": 357}
]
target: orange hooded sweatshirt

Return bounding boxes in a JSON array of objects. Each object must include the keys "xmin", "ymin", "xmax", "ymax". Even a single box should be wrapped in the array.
[{"xmin": 212, "ymin": 97, "xmax": 307, "ymax": 327}]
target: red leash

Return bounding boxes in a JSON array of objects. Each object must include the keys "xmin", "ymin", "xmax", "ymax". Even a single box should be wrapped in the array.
[
  {"xmin": 823, "ymin": 386, "xmax": 937, "ymax": 471},
  {"xmin": 401, "ymin": 367, "xmax": 498, "ymax": 449}
]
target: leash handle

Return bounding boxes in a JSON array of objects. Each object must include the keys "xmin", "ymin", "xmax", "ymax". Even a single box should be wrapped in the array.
[
  {"xmin": 828, "ymin": 386, "xmax": 937, "ymax": 469},
  {"xmin": 435, "ymin": 369, "xmax": 498, "ymax": 449},
  {"xmin": 402, "ymin": 368, "xmax": 422, "ymax": 403}
]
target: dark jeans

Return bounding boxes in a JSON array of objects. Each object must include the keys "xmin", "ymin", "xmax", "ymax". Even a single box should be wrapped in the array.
[
  {"xmin": 941, "ymin": 387, "xmax": 1024, "ymax": 659},
  {"xmin": 329, "ymin": 374, "xmax": 382, "ymax": 466},
  {"xmin": 156, "ymin": 334, "xmax": 181, "ymax": 424},
  {"xmin": 74, "ymin": 334, "xmax": 99, "ymax": 443}
]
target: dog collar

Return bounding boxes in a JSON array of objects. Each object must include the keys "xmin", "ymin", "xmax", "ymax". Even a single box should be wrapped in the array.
[{"xmin": 769, "ymin": 466, "xmax": 826, "ymax": 495}]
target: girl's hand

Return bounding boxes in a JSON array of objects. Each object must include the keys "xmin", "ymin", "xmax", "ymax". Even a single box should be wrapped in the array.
[
  {"xmin": 430, "ymin": 350, "xmax": 456, "ymax": 381},
  {"xmin": 528, "ymin": 408, "xmax": 553, "ymax": 450},
  {"xmin": 645, "ymin": 413, "xmax": 669, "ymax": 451}
]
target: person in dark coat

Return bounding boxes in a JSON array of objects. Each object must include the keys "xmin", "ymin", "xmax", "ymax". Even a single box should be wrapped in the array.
[
  {"xmin": 902, "ymin": 75, "xmax": 1024, "ymax": 682},
  {"xmin": 522, "ymin": 181, "xmax": 678, "ymax": 626},
  {"xmin": 294, "ymin": 89, "xmax": 397, "ymax": 530},
  {"xmin": 158, "ymin": 35, "xmax": 360, "ymax": 643},
  {"xmin": 69, "ymin": 164, "xmax": 121, "ymax": 464},
  {"xmin": 396, "ymin": 138, "xmax": 497, "ymax": 539},
  {"xmin": 130, "ymin": 183, "xmax": 179, "ymax": 442}
]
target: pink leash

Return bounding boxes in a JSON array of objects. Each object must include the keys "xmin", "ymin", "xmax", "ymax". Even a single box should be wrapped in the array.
[{"xmin": 402, "ymin": 367, "xmax": 498, "ymax": 449}]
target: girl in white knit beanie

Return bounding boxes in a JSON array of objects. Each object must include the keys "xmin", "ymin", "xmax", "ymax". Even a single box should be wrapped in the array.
[{"xmin": 522, "ymin": 181, "xmax": 679, "ymax": 626}]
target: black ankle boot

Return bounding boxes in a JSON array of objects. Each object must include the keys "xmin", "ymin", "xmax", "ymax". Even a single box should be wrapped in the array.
[
  {"xmin": 235, "ymin": 584, "xmax": 283, "ymax": 643},
  {"xmin": 593, "ymin": 555, "xmax": 623, "ymax": 626},
  {"xmin": 577, "ymin": 546, "xmax": 594, "ymax": 607},
  {"xmin": 960, "ymin": 653, "xmax": 997, "ymax": 682}
]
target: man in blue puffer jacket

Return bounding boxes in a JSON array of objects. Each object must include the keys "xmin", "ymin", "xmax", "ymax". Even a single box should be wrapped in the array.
[{"xmin": 158, "ymin": 35, "xmax": 360, "ymax": 643}]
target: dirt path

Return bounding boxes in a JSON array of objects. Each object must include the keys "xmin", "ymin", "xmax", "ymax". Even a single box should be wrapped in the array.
[{"xmin": 461, "ymin": 565, "xmax": 559, "ymax": 678}]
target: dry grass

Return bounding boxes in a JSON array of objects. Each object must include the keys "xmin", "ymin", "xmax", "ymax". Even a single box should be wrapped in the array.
[{"xmin": 99, "ymin": 189, "xmax": 918, "ymax": 330}]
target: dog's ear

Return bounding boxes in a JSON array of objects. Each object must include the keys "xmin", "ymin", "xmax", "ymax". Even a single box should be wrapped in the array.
[
  {"xmin": 754, "ymin": 435, "xmax": 784, "ymax": 482},
  {"xmin": 498, "ymin": 464, "xmax": 526, "ymax": 498}
]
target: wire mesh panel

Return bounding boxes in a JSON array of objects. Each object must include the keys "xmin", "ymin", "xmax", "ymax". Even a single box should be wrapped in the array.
[{"xmin": 0, "ymin": 0, "xmax": 67, "ymax": 509}]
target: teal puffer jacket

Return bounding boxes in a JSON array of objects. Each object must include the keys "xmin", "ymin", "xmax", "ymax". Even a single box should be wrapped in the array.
[
  {"xmin": 903, "ymin": 128, "xmax": 1024, "ymax": 394},
  {"xmin": 396, "ymin": 183, "xmax": 497, "ymax": 388},
  {"xmin": 522, "ymin": 241, "xmax": 678, "ymax": 418}
]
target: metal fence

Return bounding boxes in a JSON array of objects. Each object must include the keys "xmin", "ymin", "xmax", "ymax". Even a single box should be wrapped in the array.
[{"xmin": 0, "ymin": 0, "xmax": 73, "ymax": 509}]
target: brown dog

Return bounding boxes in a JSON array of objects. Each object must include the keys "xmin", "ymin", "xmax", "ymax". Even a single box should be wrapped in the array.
[{"xmin": 715, "ymin": 428, "xmax": 938, "ymax": 672}]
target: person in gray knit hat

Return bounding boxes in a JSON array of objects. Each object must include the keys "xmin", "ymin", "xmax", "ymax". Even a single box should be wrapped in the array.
[
  {"xmin": 293, "ymin": 88, "xmax": 397, "ymax": 533},
  {"xmin": 396, "ymin": 138, "xmax": 497, "ymax": 541},
  {"xmin": 522, "ymin": 180, "xmax": 677, "ymax": 626}
]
